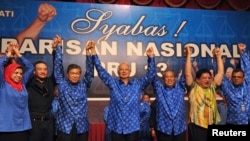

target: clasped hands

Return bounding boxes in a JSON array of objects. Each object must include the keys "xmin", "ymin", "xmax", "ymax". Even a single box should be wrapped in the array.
[
  {"xmin": 5, "ymin": 42, "xmax": 20, "ymax": 58},
  {"xmin": 86, "ymin": 40, "xmax": 95, "ymax": 54}
]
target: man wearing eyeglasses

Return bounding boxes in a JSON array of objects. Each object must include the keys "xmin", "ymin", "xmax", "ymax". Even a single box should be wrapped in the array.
[{"xmin": 220, "ymin": 43, "xmax": 250, "ymax": 125}]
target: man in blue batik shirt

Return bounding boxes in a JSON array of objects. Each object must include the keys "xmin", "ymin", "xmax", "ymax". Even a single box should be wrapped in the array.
[
  {"xmin": 151, "ymin": 68, "xmax": 187, "ymax": 141},
  {"xmin": 52, "ymin": 35, "xmax": 95, "ymax": 141},
  {"xmin": 90, "ymin": 43, "xmax": 155, "ymax": 141},
  {"xmin": 221, "ymin": 43, "xmax": 250, "ymax": 125}
]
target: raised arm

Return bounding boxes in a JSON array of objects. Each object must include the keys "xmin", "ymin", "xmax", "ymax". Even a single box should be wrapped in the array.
[
  {"xmin": 50, "ymin": 48, "xmax": 57, "ymax": 85},
  {"xmin": 89, "ymin": 41, "xmax": 97, "ymax": 55},
  {"xmin": 83, "ymin": 40, "xmax": 95, "ymax": 87},
  {"xmin": 238, "ymin": 43, "xmax": 250, "ymax": 83},
  {"xmin": 139, "ymin": 47, "xmax": 156, "ymax": 89},
  {"xmin": 91, "ymin": 42, "xmax": 115, "ymax": 86},
  {"xmin": 213, "ymin": 48, "xmax": 224, "ymax": 86},
  {"xmin": 52, "ymin": 35, "xmax": 64, "ymax": 84},
  {"xmin": 16, "ymin": 3, "xmax": 56, "ymax": 44},
  {"xmin": 11, "ymin": 42, "xmax": 34, "ymax": 84},
  {"xmin": 184, "ymin": 46, "xmax": 194, "ymax": 87},
  {"xmin": 0, "ymin": 43, "xmax": 17, "ymax": 82}
]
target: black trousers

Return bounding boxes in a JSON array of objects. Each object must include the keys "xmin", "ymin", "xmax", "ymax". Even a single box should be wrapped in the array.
[
  {"xmin": 0, "ymin": 130, "xmax": 29, "ymax": 141},
  {"xmin": 188, "ymin": 123, "xmax": 207, "ymax": 141},
  {"xmin": 156, "ymin": 130, "xmax": 187, "ymax": 141},
  {"xmin": 111, "ymin": 131, "xmax": 139, "ymax": 141},
  {"xmin": 29, "ymin": 118, "xmax": 54, "ymax": 141},
  {"xmin": 57, "ymin": 123, "xmax": 88, "ymax": 141}
]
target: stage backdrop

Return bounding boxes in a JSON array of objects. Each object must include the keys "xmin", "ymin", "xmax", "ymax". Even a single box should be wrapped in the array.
[{"xmin": 1, "ymin": 0, "xmax": 250, "ymax": 99}]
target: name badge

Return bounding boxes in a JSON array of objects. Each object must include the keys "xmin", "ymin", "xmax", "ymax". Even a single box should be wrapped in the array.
[{"xmin": 241, "ymin": 103, "xmax": 245, "ymax": 112}]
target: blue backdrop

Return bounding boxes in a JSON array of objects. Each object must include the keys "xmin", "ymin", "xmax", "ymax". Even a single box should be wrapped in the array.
[{"xmin": 1, "ymin": 0, "xmax": 250, "ymax": 98}]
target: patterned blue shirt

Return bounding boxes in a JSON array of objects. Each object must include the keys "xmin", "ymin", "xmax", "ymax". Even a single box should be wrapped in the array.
[
  {"xmin": 93, "ymin": 55, "xmax": 155, "ymax": 134},
  {"xmin": 152, "ymin": 75, "xmax": 187, "ymax": 135},
  {"xmin": 54, "ymin": 46, "xmax": 94, "ymax": 134},
  {"xmin": 221, "ymin": 51, "xmax": 250, "ymax": 125},
  {"xmin": 139, "ymin": 101, "xmax": 151, "ymax": 141}
]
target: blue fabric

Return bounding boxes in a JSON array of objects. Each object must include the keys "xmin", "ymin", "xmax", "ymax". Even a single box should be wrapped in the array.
[
  {"xmin": 93, "ymin": 55, "xmax": 155, "ymax": 134},
  {"xmin": 152, "ymin": 75, "xmax": 187, "ymax": 135},
  {"xmin": 139, "ymin": 101, "xmax": 151, "ymax": 141},
  {"xmin": 221, "ymin": 51, "xmax": 250, "ymax": 125},
  {"xmin": 51, "ymin": 96, "xmax": 59, "ymax": 117},
  {"xmin": 0, "ymin": 55, "xmax": 34, "ymax": 132},
  {"xmin": 212, "ymin": 61, "xmax": 228, "ymax": 125},
  {"xmin": 104, "ymin": 106, "xmax": 109, "ymax": 124},
  {"xmin": 103, "ymin": 106, "xmax": 111, "ymax": 141},
  {"xmin": 54, "ymin": 46, "xmax": 94, "ymax": 134},
  {"xmin": 217, "ymin": 100, "xmax": 228, "ymax": 125}
]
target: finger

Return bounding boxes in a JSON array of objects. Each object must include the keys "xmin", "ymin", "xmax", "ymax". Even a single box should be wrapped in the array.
[
  {"xmin": 47, "ymin": 4, "xmax": 57, "ymax": 16},
  {"xmin": 38, "ymin": 4, "xmax": 44, "ymax": 13},
  {"xmin": 86, "ymin": 41, "xmax": 91, "ymax": 49},
  {"xmin": 43, "ymin": 3, "xmax": 51, "ymax": 13},
  {"xmin": 39, "ymin": 4, "xmax": 49, "ymax": 15},
  {"xmin": 88, "ymin": 41, "xmax": 91, "ymax": 47},
  {"xmin": 91, "ymin": 40, "xmax": 95, "ymax": 47}
]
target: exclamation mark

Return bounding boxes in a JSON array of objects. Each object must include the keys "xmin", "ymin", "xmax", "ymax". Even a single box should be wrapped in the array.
[{"xmin": 174, "ymin": 21, "xmax": 187, "ymax": 37}]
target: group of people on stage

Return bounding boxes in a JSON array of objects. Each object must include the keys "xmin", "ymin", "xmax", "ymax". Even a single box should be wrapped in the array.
[
  {"xmin": 1, "ymin": 32, "xmax": 250, "ymax": 141},
  {"xmin": 0, "ymin": 3, "xmax": 250, "ymax": 141}
]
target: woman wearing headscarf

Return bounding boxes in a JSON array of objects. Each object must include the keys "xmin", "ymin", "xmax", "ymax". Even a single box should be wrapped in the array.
[{"xmin": 0, "ymin": 42, "xmax": 34, "ymax": 141}]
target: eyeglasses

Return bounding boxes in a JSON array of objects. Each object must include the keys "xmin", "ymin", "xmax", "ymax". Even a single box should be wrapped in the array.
[{"xmin": 232, "ymin": 76, "xmax": 243, "ymax": 79}]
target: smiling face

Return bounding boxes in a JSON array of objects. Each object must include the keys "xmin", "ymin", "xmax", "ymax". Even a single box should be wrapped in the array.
[
  {"xmin": 195, "ymin": 69, "xmax": 213, "ymax": 89},
  {"xmin": 162, "ymin": 70, "xmax": 176, "ymax": 88},
  {"xmin": 196, "ymin": 73, "xmax": 212, "ymax": 89},
  {"xmin": 67, "ymin": 68, "xmax": 81, "ymax": 84},
  {"xmin": 66, "ymin": 64, "xmax": 82, "ymax": 84},
  {"xmin": 11, "ymin": 68, "xmax": 23, "ymax": 83},
  {"xmin": 118, "ymin": 63, "xmax": 131, "ymax": 79}
]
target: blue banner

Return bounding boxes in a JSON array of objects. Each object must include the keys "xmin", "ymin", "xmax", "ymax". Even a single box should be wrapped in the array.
[{"xmin": 1, "ymin": 0, "xmax": 250, "ymax": 98}]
